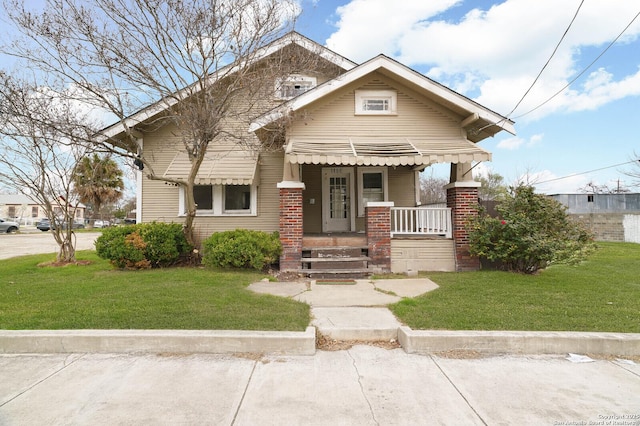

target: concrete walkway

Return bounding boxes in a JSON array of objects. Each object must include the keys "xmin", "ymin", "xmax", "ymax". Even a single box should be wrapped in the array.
[
  {"xmin": 248, "ymin": 278, "xmax": 640, "ymax": 355},
  {"xmin": 2, "ymin": 348, "xmax": 639, "ymax": 425},
  {"xmin": 248, "ymin": 278, "xmax": 438, "ymax": 341}
]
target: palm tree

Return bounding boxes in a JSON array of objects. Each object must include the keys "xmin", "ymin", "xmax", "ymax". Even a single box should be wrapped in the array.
[{"xmin": 72, "ymin": 154, "xmax": 124, "ymax": 220}]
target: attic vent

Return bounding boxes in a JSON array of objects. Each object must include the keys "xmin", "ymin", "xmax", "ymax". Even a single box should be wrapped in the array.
[{"xmin": 276, "ymin": 74, "xmax": 317, "ymax": 100}]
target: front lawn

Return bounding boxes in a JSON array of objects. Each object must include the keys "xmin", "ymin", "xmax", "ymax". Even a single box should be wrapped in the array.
[
  {"xmin": 0, "ymin": 251, "xmax": 309, "ymax": 331},
  {"xmin": 390, "ymin": 242, "xmax": 640, "ymax": 333}
]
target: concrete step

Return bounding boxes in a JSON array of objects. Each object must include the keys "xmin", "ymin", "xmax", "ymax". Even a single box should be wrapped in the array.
[
  {"xmin": 301, "ymin": 256, "xmax": 370, "ymax": 271},
  {"xmin": 311, "ymin": 307, "xmax": 401, "ymax": 341},
  {"xmin": 302, "ymin": 235, "xmax": 367, "ymax": 247},
  {"xmin": 302, "ymin": 246, "xmax": 369, "ymax": 258},
  {"xmin": 302, "ymin": 268, "xmax": 372, "ymax": 279}
]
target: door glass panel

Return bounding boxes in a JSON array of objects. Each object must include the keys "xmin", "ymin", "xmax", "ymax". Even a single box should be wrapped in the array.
[{"xmin": 329, "ymin": 177, "xmax": 349, "ymax": 219}]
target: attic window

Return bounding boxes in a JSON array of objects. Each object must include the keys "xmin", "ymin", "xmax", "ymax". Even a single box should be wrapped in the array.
[
  {"xmin": 276, "ymin": 74, "xmax": 316, "ymax": 100},
  {"xmin": 355, "ymin": 90, "xmax": 397, "ymax": 115}
]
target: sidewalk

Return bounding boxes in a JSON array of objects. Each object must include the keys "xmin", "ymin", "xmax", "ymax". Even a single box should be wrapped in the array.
[{"xmin": 2, "ymin": 348, "xmax": 639, "ymax": 425}]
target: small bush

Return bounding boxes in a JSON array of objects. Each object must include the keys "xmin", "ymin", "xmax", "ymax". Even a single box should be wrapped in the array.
[
  {"xmin": 202, "ymin": 229, "xmax": 281, "ymax": 271},
  {"xmin": 95, "ymin": 222, "xmax": 191, "ymax": 269},
  {"xmin": 468, "ymin": 185, "xmax": 595, "ymax": 274}
]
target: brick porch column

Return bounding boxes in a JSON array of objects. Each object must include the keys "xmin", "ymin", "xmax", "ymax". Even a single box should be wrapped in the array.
[
  {"xmin": 365, "ymin": 201, "xmax": 393, "ymax": 273},
  {"xmin": 277, "ymin": 181, "xmax": 305, "ymax": 272},
  {"xmin": 445, "ymin": 182, "xmax": 481, "ymax": 271}
]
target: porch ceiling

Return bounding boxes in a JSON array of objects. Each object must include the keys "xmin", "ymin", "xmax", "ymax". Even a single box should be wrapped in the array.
[
  {"xmin": 163, "ymin": 147, "xmax": 259, "ymax": 185},
  {"xmin": 285, "ymin": 137, "xmax": 491, "ymax": 166}
]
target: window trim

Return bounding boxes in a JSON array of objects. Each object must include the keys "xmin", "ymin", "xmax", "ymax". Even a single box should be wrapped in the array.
[
  {"xmin": 355, "ymin": 90, "xmax": 397, "ymax": 115},
  {"xmin": 179, "ymin": 184, "xmax": 258, "ymax": 217},
  {"xmin": 357, "ymin": 167, "xmax": 388, "ymax": 216}
]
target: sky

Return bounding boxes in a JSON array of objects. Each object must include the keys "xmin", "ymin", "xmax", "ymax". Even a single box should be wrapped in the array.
[
  {"xmin": 1, "ymin": 0, "xmax": 639, "ymax": 196},
  {"xmin": 294, "ymin": 0, "xmax": 640, "ymax": 194}
]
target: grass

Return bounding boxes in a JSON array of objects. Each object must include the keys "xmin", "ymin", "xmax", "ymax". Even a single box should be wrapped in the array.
[
  {"xmin": 0, "ymin": 251, "xmax": 309, "ymax": 331},
  {"xmin": 390, "ymin": 242, "xmax": 640, "ymax": 333}
]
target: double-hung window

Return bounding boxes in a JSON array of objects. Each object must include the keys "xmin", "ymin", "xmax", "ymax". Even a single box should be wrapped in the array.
[
  {"xmin": 181, "ymin": 184, "xmax": 256, "ymax": 216},
  {"xmin": 357, "ymin": 167, "xmax": 388, "ymax": 216}
]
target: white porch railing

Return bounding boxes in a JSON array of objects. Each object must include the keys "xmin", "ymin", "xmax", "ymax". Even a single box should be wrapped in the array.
[{"xmin": 391, "ymin": 207, "xmax": 452, "ymax": 238}]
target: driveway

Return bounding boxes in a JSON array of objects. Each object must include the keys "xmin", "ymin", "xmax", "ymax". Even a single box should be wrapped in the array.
[{"xmin": 0, "ymin": 232, "xmax": 100, "ymax": 260}]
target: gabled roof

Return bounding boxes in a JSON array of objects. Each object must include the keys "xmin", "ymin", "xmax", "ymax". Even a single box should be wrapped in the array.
[
  {"xmin": 100, "ymin": 32, "xmax": 357, "ymax": 140},
  {"xmin": 250, "ymin": 55, "xmax": 515, "ymax": 142}
]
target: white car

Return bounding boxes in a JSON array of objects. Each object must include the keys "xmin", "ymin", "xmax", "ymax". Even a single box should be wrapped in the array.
[
  {"xmin": 0, "ymin": 218, "xmax": 20, "ymax": 233},
  {"xmin": 93, "ymin": 220, "xmax": 110, "ymax": 228}
]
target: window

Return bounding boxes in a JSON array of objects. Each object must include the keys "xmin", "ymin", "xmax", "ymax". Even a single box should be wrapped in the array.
[
  {"xmin": 355, "ymin": 90, "xmax": 397, "ymax": 115},
  {"xmin": 357, "ymin": 167, "xmax": 388, "ymax": 216},
  {"xmin": 224, "ymin": 185, "xmax": 251, "ymax": 212},
  {"xmin": 31, "ymin": 206, "xmax": 38, "ymax": 218},
  {"xmin": 180, "ymin": 184, "xmax": 257, "ymax": 216},
  {"xmin": 275, "ymin": 74, "xmax": 317, "ymax": 99},
  {"xmin": 8, "ymin": 206, "xmax": 16, "ymax": 218},
  {"xmin": 194, "ymin": 185, "xmax": 213, "ymax": 211}
]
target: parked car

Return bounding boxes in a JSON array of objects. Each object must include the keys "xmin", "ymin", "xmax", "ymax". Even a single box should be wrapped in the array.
[
  {"xmin": 0, "ymin": 218, "xmax": 20, "ymax": 233},
  {"xmin": 93, "ymin": 220, "xmax": 110, "ymax": 228},
  {"xmin": 36, "ymin": 218, "xmax": 51, "ymax": 231},
  {"xmin": 36, "ymin": 217, "xmax": 85, "ymax": 231}
]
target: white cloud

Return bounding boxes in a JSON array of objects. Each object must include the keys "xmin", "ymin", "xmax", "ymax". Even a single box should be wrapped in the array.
[
  {"xmin": 325, "ymin": 0, "xmax": 640, "ymax": 119},
  {"xmin": 326, "ymin": 0, "xmax": 461, "ymax": 61},
  {"xmin": 497, "ymin": 133, "xmax": 543, "ymax": 150}
]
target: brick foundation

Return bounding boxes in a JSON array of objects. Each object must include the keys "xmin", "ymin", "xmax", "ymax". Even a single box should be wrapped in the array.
[
  {"xmin": 278, "ymin": 185, "xmax": 304, "ymax": 272},
  {"xmin": 365, "ymin": 203, "xmax": 392, "ymax": 273},
  {"xmin": 446, "ymin": 185, "xmax": 480, "ymax": 271}
]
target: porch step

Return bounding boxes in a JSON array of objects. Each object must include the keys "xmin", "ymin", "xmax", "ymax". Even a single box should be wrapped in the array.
[
  {"xmin": 301, "ymin": 256, "xmax": 371, "ymax": 271},
  {"xmin": 302, "ymin": 268, "xmax": 372, "ymax": 279},
  {"xmin": 301, "ymin": 244, "xmax": 371, "ymax": 278}
]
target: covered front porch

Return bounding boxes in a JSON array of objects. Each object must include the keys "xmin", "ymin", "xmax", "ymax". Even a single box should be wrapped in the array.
[{"xmin": 277, "ymin": 154, "xmax": 484, "ymax": 276}]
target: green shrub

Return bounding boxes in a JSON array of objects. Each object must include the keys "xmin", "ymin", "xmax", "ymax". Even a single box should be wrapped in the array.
[
  {"xmin": 468, "ymin": 185, "xmax": 595, "ymax": 274},
  {"xmin": 95, "ymin": 222, "xmax": 191, "ymax": 269},
  {"xmin": 202, "ymin": 229, "xmax": 281, "ymax": 271}
]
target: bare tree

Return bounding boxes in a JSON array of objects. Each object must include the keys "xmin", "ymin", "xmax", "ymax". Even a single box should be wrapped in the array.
[
  {"xmin": 419, "ymin": 170, "xmax": 448, "ymax": 205},
  {"xmin": 623, "ymin": 152, "xmax": 640, "ymax": 190},
  {"xmin": 578, "ymin": 180, "xmax": 630, "ymax": 194},
  {"xmin": 1, "ymin": 0, "xmax": 336, "ymax": 248},
  {"xmin": 0, "ymin": 72, "xmax": 95, "ymax": 262}
]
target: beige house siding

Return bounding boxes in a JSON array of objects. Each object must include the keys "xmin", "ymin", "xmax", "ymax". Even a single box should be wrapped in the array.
[
  {"xmin": 140, "ymin": 121, "xmax": 284, "ymax": 243},
  {"xmin": 388, "ymin": 167, "xmax": 416, "ymax": 207},
  {"xmin": 288, "ymin": 72, "xmax": 463, "ymax": 141},
  {"xmin": 391, "ymin": 238, "xmax": 456, "ymax": 273},
  {"xmin": 301, "ymin": 164, "xmax": 323, "ymax": 234}
]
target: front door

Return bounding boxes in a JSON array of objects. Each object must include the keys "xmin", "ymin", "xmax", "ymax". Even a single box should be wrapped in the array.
[{"xmin": 322, "ymin": 167, "xmax": 354, "ymax": 232}]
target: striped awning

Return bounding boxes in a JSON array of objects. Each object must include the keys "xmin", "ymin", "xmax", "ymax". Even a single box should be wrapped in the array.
[
  {"xmin": 285, "ymin": 137, "xmax": 491, "ymax": 166},
  {"xmin": 163, "ymin": 147, "xmax": 259, "ymax": 185}
]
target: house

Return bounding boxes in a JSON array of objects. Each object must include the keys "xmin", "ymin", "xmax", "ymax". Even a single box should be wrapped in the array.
[
  {"xmin": 0, "ymin": 194, "xmax": 86, "ymax": 226},
  {"xmin": 100, "ymin": 33, "xmax": 515, "ymax": 275}
]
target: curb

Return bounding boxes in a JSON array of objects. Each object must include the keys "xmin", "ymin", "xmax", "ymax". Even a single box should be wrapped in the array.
[
  {"xmin": 398, "ymin": 327, "xmax": 640, "ymax": 356},
  {"xmin": 2, "ymin": 328, "xmax": 639, "ymax": 356},
  {"xmin": 0, "ymin": 328, "xmax": 317, "ymax": 356}
]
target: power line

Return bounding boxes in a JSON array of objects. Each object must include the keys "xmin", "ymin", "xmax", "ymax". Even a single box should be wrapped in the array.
[
  {"xmin": 536, "ymin": 159, "xmax": 638, "ymax": 184},
  {"xmin": 513, "ymin": 8, "xmax": 640, "ymax": 119},
  {"xmin": 505, "ymin": 0, "xmax": 584, "ymax": 118}
]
